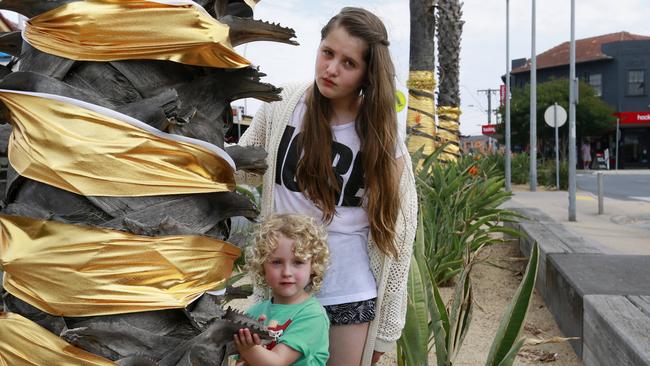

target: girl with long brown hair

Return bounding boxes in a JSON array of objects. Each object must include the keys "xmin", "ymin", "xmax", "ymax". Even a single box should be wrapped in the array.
[{"xmin": 238, "ymin": 7, "xmax": 417, "ymax": 365}]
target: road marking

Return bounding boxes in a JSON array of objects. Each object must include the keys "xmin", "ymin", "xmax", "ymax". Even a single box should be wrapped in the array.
[
  {"xmin": 577, "ymin": 195, "xmax": 595, "ymax": 201},
  {"xmin": 630, "ymin": 196, "xmax": 650, "ymax": 202}
]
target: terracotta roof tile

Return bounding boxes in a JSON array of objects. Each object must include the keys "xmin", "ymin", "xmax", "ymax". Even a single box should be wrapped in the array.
[{"xmin": 512, "ymin": 31, "xmax": 650, "ymax": 74}]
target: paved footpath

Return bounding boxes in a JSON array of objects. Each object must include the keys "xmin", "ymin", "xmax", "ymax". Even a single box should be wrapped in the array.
[{"xmin": 505, "ymin": 187, "xmax": 650, "ymax": 255}]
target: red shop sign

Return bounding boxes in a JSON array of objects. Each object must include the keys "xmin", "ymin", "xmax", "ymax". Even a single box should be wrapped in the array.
[
  {"xmin": 482, "ymin": 124, "xmax": 497, "ymax": 135},
  {"xmin": 614, "ymin": 111, "xmax": 650, "ymax": 125}
]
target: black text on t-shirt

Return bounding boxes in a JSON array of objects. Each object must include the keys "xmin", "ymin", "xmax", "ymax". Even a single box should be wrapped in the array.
[{"xmin": 275, "ymin": 125, "xmax": 364, "ymax": 207}]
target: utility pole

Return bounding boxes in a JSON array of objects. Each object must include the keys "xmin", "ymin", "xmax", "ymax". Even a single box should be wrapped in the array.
[
  {"xmin": 568, "ymin": 0, "xmax": 577, "ymax": 221},
  {"xmin": 477, "ymin": 89, "xmax": 498, "ymax": 124},
  {"xmin": 478, "ymin": 88, "xmax": 498, "ymax": 152},
  {"xmin": 505, "ymin": 0, "xmax": 512, "ymax": 192},
  {"xmin": 569, "ymin": 0, "xmax": 578, "ymax": 221},
  {"xmin": 530, "ymin": 0, "xmax": 537, "ymax": 192}
]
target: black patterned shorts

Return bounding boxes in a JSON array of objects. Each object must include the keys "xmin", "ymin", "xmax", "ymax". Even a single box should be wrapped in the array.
[{"xmin": 323, "ymin": 298, "xmax": 376, "ymax": 326}]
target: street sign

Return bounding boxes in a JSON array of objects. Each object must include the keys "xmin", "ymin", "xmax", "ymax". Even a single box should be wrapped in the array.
[
  {"xmin": 544, "ymin": 104, "xmax": 567, "ymax": 127},
  {"xmin": 545, "ymin": 103, "xmax": 567, "ymax": 190},
  {"xmin": 482, "ymin": 124, "xmax": 497, "ymax": 135}
]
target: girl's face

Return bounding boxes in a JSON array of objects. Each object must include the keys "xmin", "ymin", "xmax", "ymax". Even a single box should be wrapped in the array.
[
  {"xmin": 263, "ymin": 234, "xmax": 312, "ymax": 305},
  {"xmin": 314, "ymin": 26, "xmax": 368, "ymax": 105}
]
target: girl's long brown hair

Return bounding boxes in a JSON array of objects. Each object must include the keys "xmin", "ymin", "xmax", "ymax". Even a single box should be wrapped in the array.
[{"xmin": 296, "ymin": 7, "xmax": 400, "ymax": 258}]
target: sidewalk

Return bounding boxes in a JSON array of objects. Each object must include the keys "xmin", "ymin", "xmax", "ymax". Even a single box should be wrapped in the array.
[
  {"xmin": 578, "ymin": 168, "xmax": 650, "ymax": 175},
  {"xmin": 503, "ymin": 187, "xmax": 650, "ymax": 255}
]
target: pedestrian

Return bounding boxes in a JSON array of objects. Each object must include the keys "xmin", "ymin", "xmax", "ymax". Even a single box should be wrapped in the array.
[
  {"xmin": 581, "ymin": 140, "xmax": 592, "ymax": 170},
  {"xmin": 237, "ymin": 7, "xmax": 418, "ymax": 366},
  {"xmin": 233, "ymin": 214, "xmax": 330, "ymax": 366}
]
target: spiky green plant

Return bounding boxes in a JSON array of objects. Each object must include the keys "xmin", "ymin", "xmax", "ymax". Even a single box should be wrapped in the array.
[
  {"xmin": 397, "ymin": 145, "xmax": 538, "ymax": 366},
  {"xmin": 412, "ymin": 147, "xmax": 520, "ymax": 285}
]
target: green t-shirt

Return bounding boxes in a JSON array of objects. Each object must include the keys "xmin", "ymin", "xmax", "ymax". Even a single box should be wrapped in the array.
[{"xmin": 246, "ymin": 296, "xmax": 330, "ymax": 366}]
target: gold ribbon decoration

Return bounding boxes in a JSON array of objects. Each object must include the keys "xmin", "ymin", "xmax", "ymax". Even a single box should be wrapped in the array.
[
  {"xmin": 0, "ymin": 89, "xmax": 236, "ymax": 196},
  {"xmin": 0, "ymin": 18, "xmax": 12, "ymax": 32},
  {"xmin": 23, "ymin": 0, "xmax": 250, "ymax": 68},
  {"xmin": 0, "ymin": 214, "xmax": 240, "ymax": 317},
  {"xmin": 436, "ymin": 106, "xmax": 462, "ymax": 162},
  {"xmin": 406, "ymin": 70, "xmax": 438, "ymax": 156},
  {"xmin": 406, "ymin": 70, "xmax": 438, "ymax": 91},
  {"xmin": 0, "ymin": 312, "xmax": 117, "ymax": 366}
]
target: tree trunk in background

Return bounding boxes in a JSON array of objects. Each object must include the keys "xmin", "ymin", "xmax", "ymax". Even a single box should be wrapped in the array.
[
  {"xmin": 436, "ymin": 0, "xmax": 464, "ymax": 161},
  {"xmin": 406, "ymin": 0, "xmax": 437, "ymax": 157}
]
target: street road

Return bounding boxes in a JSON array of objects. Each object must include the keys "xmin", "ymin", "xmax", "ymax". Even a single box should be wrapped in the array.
[{"xmin": 577, "ymin": 173, "xmax": 650, "ymax": 202}]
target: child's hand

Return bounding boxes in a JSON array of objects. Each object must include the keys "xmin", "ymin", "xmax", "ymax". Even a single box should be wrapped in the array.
[{"xmin": 233, "ymin": 328, "xmax": 262, "ymax": 353}]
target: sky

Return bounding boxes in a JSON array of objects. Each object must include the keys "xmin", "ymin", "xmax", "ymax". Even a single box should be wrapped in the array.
[{"xmin": 236, "ymin": 0, "xmax": 648, "ymax": 136}]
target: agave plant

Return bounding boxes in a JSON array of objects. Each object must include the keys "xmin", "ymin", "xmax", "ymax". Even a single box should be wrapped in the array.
[
  {"xmin": 397, "ymin": 146, "xmax": 538, "ymax": 366},
  {"xmin": 411, "ymin": 146, "xmax": 521, "ymax": 285},
  {"xmin": 485, "ymin": 243, "xmax": 539, "ymax": 366}
]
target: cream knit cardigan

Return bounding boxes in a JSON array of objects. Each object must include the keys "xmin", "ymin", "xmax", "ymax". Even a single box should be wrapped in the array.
[{"xmin": 237, "ymin": 83, "xmax": 418, "ymax": 365}]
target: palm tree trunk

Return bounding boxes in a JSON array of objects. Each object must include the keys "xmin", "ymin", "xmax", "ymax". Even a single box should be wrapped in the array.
[
  {"xmin": 406, "ymin": 0, "xmax": 437, "ymax": 157},
  {"xmin": 436, "ymin": 0, "xmax": 464, "ymax": 161}
]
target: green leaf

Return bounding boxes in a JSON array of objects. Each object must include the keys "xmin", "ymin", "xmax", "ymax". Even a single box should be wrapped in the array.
[
  {"xmin": 430, "ymin": 281, "xmax": 450, "ymax": 366},
  {"xmin": 485, "ymin": 243, "xmax": 540, "ymax": 366},
  {"xmin": 496, "ymin": 338, "xmax": 527, "ymax": 366},
  {"xmin": 398, "ymin": 246, "xmax": 430, "ymax": 365},
  {"xmin": 225, "ymin": 271, "xmax": 246, "ymax": 287},
  {"xmin": 400, "ymin": 257, "xmax": 430, "ymax": 365},
  {"xmin": 447, "ymin": 264, "xmax": 474, "ymax": 362}
]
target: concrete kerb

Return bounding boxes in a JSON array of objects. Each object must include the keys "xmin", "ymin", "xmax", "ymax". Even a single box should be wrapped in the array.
[
  {"xmin": 579, "ymin": 169, "xmax": 650, "ymax": 176},
  {"xmin": 583, "ymin": 295, "xmax": 650, "ymax": 366},
  {"xmin": 504, "ymin": 206, "xmax": 650, "ymax": 365}
]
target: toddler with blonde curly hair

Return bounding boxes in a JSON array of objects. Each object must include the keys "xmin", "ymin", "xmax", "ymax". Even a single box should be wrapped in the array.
[{"xmin": 233, "ymin": 214, "xmax": 330, "ymax": 366}]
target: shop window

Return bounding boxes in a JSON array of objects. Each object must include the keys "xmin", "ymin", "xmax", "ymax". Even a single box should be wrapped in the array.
[
  {"xmin": 627, "ymin": 70, "xmax": 645, "ymax": 96},
  {"xmin": 587, "ymin": 73, "xmax": 602, "ymax": 96}
]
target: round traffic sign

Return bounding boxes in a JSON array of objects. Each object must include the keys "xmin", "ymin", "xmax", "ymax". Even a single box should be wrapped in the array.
[
  {"xmin": 544, "ymin": 104, "xmax": 567, "ymax": 128},
  {"xmin": 395, "ymin": 90, "xmax": 406, "ymax": 112}
]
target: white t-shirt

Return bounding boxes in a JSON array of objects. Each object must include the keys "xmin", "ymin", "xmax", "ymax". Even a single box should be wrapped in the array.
[{"xmin": 273, "ymin": 98, "xmax": 377, "ymax": 306}]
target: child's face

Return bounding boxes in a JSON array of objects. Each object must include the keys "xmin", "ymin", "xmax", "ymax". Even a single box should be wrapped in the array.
[{"xmin": 263, "ymin": 234, "xmax": 312, "ymax": 305}]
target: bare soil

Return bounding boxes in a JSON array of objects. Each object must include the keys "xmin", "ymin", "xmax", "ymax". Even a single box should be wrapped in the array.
[{"xmin": 377, "ymin": 242, "xmax": 582, "ymax": 366}]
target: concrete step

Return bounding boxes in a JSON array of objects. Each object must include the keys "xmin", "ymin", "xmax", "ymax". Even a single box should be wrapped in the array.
[
  {"xmin": 505, "ymin": 206, "xmax": 650, "ymax": 365},
  {"xmin": 583, "ymin": 295, "xmax": 650, "ymax": 366},
  {"xmin": 546, "ymin": 253, "xmax": 650, "ymax": 357}
]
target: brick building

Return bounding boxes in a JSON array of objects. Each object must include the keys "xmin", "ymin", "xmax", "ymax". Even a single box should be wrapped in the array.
[{"xmin": 509, "ymin": 32, "xmax": 650, "ymax": 168}]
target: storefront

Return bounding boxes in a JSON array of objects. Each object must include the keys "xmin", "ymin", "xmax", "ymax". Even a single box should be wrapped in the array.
[{"xmin": 615, "ymin": 111, "xmax": 650, "ymax": 168}]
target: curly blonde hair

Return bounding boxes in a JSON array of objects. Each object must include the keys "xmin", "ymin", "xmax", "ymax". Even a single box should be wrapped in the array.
[{"xmin": 247, "ymin": 214, "xmax": 329, "ymax": 294}]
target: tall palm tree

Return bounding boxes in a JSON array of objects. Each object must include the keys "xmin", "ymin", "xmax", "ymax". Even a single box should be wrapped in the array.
[
  {"xmin": 0, "ymin": 1, "xmax": 295, "ymax": 364},
  {"xmin": 436, "ymin": 0, "xmax": 464, "ymax": 161},
  {"xmin": 406, "ymin": 0, "xmax": 437, "ymax": 157}
]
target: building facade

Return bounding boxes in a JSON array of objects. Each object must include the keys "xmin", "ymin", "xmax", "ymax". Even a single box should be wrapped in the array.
[
  {"xmin": 509, "ymin": 32, "xmax": 650, "ymax": 168},
  {"xmin": 461, "ymin": 135, "xmax": 502, "ymax": 156}
]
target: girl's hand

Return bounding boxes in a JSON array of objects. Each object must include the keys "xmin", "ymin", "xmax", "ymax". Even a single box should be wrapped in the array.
[
  {"xmin": 233, "ymin": 328, "xmax": 262, "ymax": 352},
  {"xmin": 371, "ymin": 351, "xmax": 384, "ymax": 364}
]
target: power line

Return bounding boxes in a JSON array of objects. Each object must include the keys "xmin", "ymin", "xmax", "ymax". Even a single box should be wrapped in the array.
[
  {"xmin": 477, "ymin": 88, "xmax": 499, "ymax": 124},
  {"xmin": 461, "ymin": 84, "xmax": 486, "ymax": 110}
]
